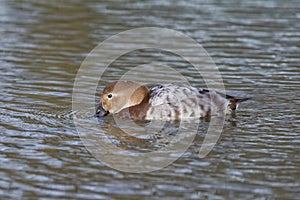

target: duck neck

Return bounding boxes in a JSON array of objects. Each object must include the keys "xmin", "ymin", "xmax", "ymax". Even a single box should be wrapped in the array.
[{"xmin": 118, "ymin": 92, "xmax": 150, "ymax": 120}]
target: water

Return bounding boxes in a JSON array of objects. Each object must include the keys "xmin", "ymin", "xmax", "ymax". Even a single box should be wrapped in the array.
[{"xmin": 1, "ymin": 0, "xmax": 300, "ymax": 199}]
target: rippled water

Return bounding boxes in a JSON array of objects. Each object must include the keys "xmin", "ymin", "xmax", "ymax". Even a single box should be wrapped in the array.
[{"xmin": 1, "ymin": 0, "xmax": 300, "ymax": 199}]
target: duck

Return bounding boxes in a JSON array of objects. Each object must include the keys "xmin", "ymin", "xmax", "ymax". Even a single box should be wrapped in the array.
[{"xmin": 95, "ymin": 80, "xmax": 250, "ymax": 120}]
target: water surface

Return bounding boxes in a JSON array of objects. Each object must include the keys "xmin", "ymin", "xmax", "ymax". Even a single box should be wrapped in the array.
[{"xmin": 1, "ymin": 0, "xmax": 300, "ymax": 199}]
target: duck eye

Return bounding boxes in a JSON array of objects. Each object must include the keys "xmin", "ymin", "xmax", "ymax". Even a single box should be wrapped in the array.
[{"xmin": 107, "ymin": 94, "xmax": 113, "ymax": 99}]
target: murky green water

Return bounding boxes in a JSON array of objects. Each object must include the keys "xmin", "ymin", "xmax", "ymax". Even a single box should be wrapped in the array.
[{"xmin": 1, "ymin": 0, "xmax": 300, "ymax": 199}]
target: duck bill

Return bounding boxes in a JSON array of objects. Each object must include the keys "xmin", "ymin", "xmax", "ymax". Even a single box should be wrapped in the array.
[{"xmin": 94, "ymin": 102, "xmax": 109, "ymax": 117}]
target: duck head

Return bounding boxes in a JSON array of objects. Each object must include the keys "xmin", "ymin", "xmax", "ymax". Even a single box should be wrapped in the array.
[{"xmin": 95, "ymin": 81, "xmax": 149, "ymax": 117}]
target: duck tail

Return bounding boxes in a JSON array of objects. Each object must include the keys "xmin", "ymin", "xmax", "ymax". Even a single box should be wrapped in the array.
[{"xmin": 227, "ymin": 96, "xmax": 251, "ymax": 111}]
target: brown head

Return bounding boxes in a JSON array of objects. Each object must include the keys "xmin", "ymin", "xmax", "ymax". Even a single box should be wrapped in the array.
[{"xmin": 95, "ymin": 81, "xmax": 150, "ymax": 117}]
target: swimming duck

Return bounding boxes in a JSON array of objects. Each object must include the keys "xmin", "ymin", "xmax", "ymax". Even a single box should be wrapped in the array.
[{"xmin": 95, "ymin": 81, "xmax": 250, "ymax": 120}]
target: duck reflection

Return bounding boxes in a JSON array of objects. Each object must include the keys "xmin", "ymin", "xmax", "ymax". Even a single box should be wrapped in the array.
[{"xmin": 95, "ymin": 115, "xmax": 196, "ymax": 152}]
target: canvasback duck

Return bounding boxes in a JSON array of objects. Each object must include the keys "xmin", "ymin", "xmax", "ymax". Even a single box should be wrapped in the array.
[{"xmin": 95, "ymin": 81, "xmax": 250, "ymax": 120}]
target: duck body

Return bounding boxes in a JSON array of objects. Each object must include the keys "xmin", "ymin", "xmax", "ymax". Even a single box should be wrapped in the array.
[{"xmin": 96, "ymin": 81, "xmax": 250, "ymax": 120}]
